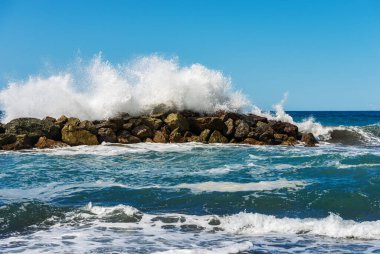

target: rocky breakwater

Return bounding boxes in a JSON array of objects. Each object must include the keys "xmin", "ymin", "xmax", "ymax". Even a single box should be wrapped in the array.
[{"xmin": 0, "ymin": 111, "xmax": 318, "ymax": 150}]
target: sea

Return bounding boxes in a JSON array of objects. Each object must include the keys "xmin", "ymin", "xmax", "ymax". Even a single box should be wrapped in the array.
[{"xmin": 1, "ymin": 111, "xmax": 380, "ymax": 254}]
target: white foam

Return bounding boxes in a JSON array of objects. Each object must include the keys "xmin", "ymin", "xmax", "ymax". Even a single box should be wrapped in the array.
[
  {"xmin": 174, "ymin": 179, "xmax": 307, "ymax": 192},
  {"xmin": 0, "ymin": 55, "xmax": 249, "ymax": 122},
  {"xmin": 153, "ymin": 241, "xmax": 253, "ymax": 254}
]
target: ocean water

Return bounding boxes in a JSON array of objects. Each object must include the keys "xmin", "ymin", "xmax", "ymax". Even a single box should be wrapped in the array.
[{"xmin": 1, "ymin": 111, "xmax": 380, "ymax": 254}]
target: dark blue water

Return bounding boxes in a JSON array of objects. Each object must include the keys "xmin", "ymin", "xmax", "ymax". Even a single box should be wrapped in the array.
[{"xmin": 1, "ymin": 111, "xmax": 380, "ymax": 253}]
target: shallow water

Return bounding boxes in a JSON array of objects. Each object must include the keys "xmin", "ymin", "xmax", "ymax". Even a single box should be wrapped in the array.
[{"xmin": 1, "ymin": 111, "xmax": 380, "ymax": 253}]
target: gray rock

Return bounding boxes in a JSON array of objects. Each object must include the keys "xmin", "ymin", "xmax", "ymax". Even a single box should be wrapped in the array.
[
  {"xmin": 234, "ymin": 121, "xmax": 250, "ymax": 139},
  {"xmin": 5, "ymin": 118, "xmax": 60, "ymax": 140}
]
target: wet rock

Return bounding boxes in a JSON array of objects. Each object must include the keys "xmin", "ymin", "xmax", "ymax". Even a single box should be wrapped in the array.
[
  {"xmin": 5, "ymin": 118, "xmax": 61, "ymax": 141},
  {"xmin": 132, "ymin": 125, "xmax": 153, "ymax": 139},
  {"xmin": 122, "ymin": 122, "xmax": 134, "ymax": 131},
  {"xmin": 301, "ymin": 133, "xmax": 318, "ymax": 147},
  {"xmin": 165, "ymin": 113, "xmax": 189, "ymax": 132},
  {"xmin": 78, "ymin": 120, "xmax": 97, "ymax": 134},
  {"xmin": 153, "ymin": 130, "xmax": 168, "ymax": 143},
  {"xmin": 224, "ymin": 118, "xmax": 235, "ymax": 136},
  {"xmin": 94, "ymin": 120, "xmax": 119, "ymax": 131},
  {"xmin": 61, "ymin": 121, "xmax": 99, "ymax": 146},
  {"xmin": 35, "ymin": 136, "xmax": 69, "ymax": 149},
  {"xmin": 117, "ymin": 131, "xmax": 141, "ymax": 144},
  {"xmin": 269, "ymin": 121, "xmax": 298, "ymax": 137},
  {"xmin": 55, "ymin": 115, "xmax": 68, "ymax": 127},
  {"xmin": 43, "ymin": 116, "xmax": 56, "ymax": 123},
  {"xmin": 145, "ymin": 138, "xmax": 154, "ymax": 143},
  {"xmin": 234, "ymin": 121, "xmax": 250, "ymax": 139},
  {"xmin": 169, "ymin": 128, "xmax": 184, "ymax": 143},
  {"xmin": 144, "ymin": 117, "xmax": 163, "ymax": 130},
  {"xmin": 98, "ymin": 128, "xmax": 117, "ymax": 143},
  {"xmin": 274, "ymin": 133, "xmax": 288, "ymax": 142},
  {"xmin": 282, "ymin": 136, "xmax": 297, "ymax": 146},
  {"xmin": 218, "ymin": 111, "xmax": 244, "ymax": 122},
  {"xmin": 189, "ymin": 117, "xmax": 226, "ymax": 134},
  {"xmin": 208, "ymin": 130, "xmax": 228, "ymax": 143},
  {"xmin": 186, "ymin": 135, "xmax": 200, "ymax": 142},
  {"xmin": 199, "ymin": 129, "xmax": 211, "ymax": 142},
  {"xmin": 242, "ymin": 138, "xmax": 266, "ymax": 145},
  {"xmin": 0, "ymin": 123, "xmax": 5, "ymax": 134},
  {"xmin": 5, "ymin": 134, "xmax": 36, "ymax": 150},
  {"xmin": 0, "ymin": 133, "xmax": 17, "ymax": 147},
  {"xmin": 246, "ymin": 114, "xmax": 268, "ymax": 124}
]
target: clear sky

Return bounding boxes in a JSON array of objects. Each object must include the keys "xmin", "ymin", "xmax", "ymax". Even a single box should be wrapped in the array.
[{"xmin": 0, "ymin": 0, "xmax": 379, "ymax": 110}]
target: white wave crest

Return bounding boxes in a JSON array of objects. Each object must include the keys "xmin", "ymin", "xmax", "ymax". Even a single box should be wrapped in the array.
[
  {"xmin": 0, "ymin": 54, "xmax": 250, "ymax": 122},
  {"xmin": 174, "ymin": 179, "xmax": 307, "ymax": 192}
]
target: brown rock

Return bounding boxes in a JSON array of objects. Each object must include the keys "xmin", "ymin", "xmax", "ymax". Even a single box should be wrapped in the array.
[
  {"xmin": 117, "ymin": 131, "xmax": 141, "ymax": 144},
  {"xmin": 153, "ymin": 130, "xmax": 168, "ymax": 143},
  {"xmin": 122, "ymin": 122, "xmax": 134, "ymax": 130},
  {"xmin": 224, "ymin": 118, "xmax": 235, "ymax": 136},
  {"xmin": 35, "ymin": 136, "xmax": 69, "ymax": 149},
  {"xmin": 55, "ymin": 115, "xmax": 68, "ymax": 127},
  {"xmin": 208, "ymin": 130, "xmax": 228, "ymax": 143},
  {"xmin": 218, "ymin": 112, "xmax": 244, "ymax": 122},
  {"xmin": 301, "ymin": 133, "xmax": 318, "ymax": 147},
  {"xmin": 187, "ymin": 136, "xmax": 200, "ymax": 142},
  {"xmin": 43, "ymin": 116, "xmax": 56, "ymax": 123},
  {"xmin": 282, "ymin": 136, "xmax": 297, "ymax": 146},
  {"xmin": 199, "ymin": 129, "xmax": 211, "ymax": 142},
  {"xmin": 79, "ymin": 120, "xmax": 97, "ymax": 134},
  {"xmin": 234, "ymin": 121, "xmax": 250, "ymax": 139},
  {"xmin": 144, "ymin": 117, "xmax": 163, "ymax": 130},
  {"xmin": 0, "ymin": 133, "xmax": 17, "ymax": 147},
  {"xmin": 98, "ymin": 128, "xmax": 117, "ymax": 143},
  {"xmin": 132, "ymin": 125, "xmax": 153, "ymax": 139},
  {"xmin": 189, "ymin": 117, "xmax": 226, "ymax": 134},
  {"xmin": 61, "ymin": 122, "xmax": 99, "ymax": 146},
  {"xmin": 145, "ymin": 138, "xmax": 154, "ymax": 143},
  {"xmin": 274, "ymin": 133, "xmax": 288, "ymax": 141},
  {"xmin": 165, "ymin": 113, "xmax": 189, "ymax": 132},
  {"xmin": 269, "ymin": 121, "xmax": 298, "ymax": 137},
  {"xmin": 169, "ymin": 128, "xmax": 184, "ymax": 143},
  {"xmin": 0, "ymin": 123, "xmax": 5, "ymax": 134}
]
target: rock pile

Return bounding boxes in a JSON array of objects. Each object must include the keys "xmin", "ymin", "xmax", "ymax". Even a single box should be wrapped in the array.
[{"xmin": 0, "ymin": 111, "xmax": 318, "ymax": 150}]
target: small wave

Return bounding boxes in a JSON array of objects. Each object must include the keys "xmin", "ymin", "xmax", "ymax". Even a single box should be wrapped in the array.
[
  {"xmin": 153, "ymin": 241, "xmax": 253, "ymax": 254},
  {"xmin": 174, "ymin": 179, "xmax": 307, "ymax": 192}
]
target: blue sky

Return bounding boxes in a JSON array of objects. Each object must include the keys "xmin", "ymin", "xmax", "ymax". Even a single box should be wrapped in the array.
[{"xmin": 0, "ymin": 0, "xmax": 379, "ymax": 110}]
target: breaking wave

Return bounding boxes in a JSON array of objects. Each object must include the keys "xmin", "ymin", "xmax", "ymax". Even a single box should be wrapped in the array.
[{"xmin": 0, "ymin": 54, "xmax": 249, "ymax": 122}]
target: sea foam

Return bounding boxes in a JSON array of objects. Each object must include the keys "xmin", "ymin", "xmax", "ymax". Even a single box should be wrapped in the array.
[{"xmin": 0, "ymin": 55, "xmax": 249, "ymax": 122}]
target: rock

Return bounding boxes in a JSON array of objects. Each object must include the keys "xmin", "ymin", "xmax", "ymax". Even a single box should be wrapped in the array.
[
  {"xmin": 234, "ymin": 121, "xmax": 250, "ymax": 139},
  {"xmin": 55, "ymin": 115, "xmax": 68, "ymax": 127},
  {"xmin": 224, "ymin": 118, "xmax": 235, "ymax": 136},
  {"xmin": 98, "ymin": 128, "xmax": 117, "ymax": 143},
  {"xmin": 187, "ymin": 136, "xmax": 200, "ymax": 142},
  {"xmin": 189, "ymin": 117, "xmax": 226, "ymax": 134},
  {"xmin": 43, "ymin": 116, "xmax": 56, "ymax": 123},
  {"xmin": 94, "ymin": 120, "xmax": 119, "ymax": 131},
  {"xmin": 169, "ymin": 128, "xmax": 184, "ymax": 143},
  {"xmin": 153, "ymin": 130, "xmax": 168, "ymax": 143},
  {"xmin": 274, "ymin": 133, "xmax": 288, "ymax": 142},
  {"xmin": 256, "ymin": 121, "xmax": 269, "ymax": 129},
  {"xmin": 165, "ymin": 113, "xmax": 189, "ymax": 132},
  {"xmin": 0, "ymin": 133, "xmax": 17, "ymax": 147},
  {"xmin": 208, "ymin": 130, "xmax": 228, "ymax": 143},
  {"xmin": 35, "ymin": 136, "xmax": 69, "ymax": 149},
  {"xmin": 269, "ymin": 121, "xmax": 298, "ymax": 137},
  {"xmin": 132, "ymin": 125, "xmax": 153, "ymax": 139},
  {"xmin": 218, "ymin": 112, "xmax": 244, "ymax": 122},
  {"xmin": 145, "ymin": 138, "xmax": 154, "ymax": 143},
  {"xmin": 301, "ymin": 133, "xmax": 318, "ymax": 147},
  {"xmin": 246, "ymin": 114, "xmax": 268, "ymax": 124},
  {"xmin": 122, "ymin": 122, "xmax": 134, "ymax": 131},
  {"xmin": 199, "ymin": 129, "xmax": 211, "ymax": 142},
  {"xmin": 67, "ymin": 117, "xmax": 81, "ymax": 126},
  {"xmin": 242, "ymin": 138, "xmax": 266, "ymax": 145},
  {"xmin": 144, "ymin": 117, "xmax": 163, "ymax": 130},
  {"xmin": 117, "ymin": 131, "xmax": 141, "ymax": 144},
  {"xmin": 0, "ymin": 123, "xmax": 4, "ymax": 134},
  {"xmin": 10, "ymin": 134, "xmax": 35, "ymax": 150},
  {"xmin": 5, "ymin": 118, "xmax": 61, "ymax": 141},
  {"xmin": 282, "ymin": 136, "xmax": 297, "ymax": 146},
  {"xmin": 61, "ymin": 122, "xmax": 99, "ymax": 146},
  {"xmin": 79, "ymin": 120, "xmax": 97, "ymax": 134}
]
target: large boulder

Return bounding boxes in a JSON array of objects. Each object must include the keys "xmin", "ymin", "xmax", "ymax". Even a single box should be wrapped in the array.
[
  {"xmin": 2, "ymin": 134, "xmax": 35, "ymax": 150},
  {"xmin": 208, "ymin": 130, "xmax": 228, "ymax": 143},
  {"xmin": 0, "ymin": 133, "xmax": 17, "ymax": 147},
  {"xmin": 132, "ymin": 125, "xmax": 153, "ymax": 140},
  {"xmin": 242, "ymin": 138, "xmax": 266, "ymax": 145},
  {"xmin": 35, "ymin": 136, "xmax": 69, "ymax": 149},
  {"xmin": 224, "ymin": 118, "xmax": 235, "ymax": 136},
  {"xmin": 268, "ymin": 121, "xmax": 298, "ymax": 137},
  {"xmin": 117, "ymin": 131, "xmax": 141, "ymax": 144},
  {"xmin": 98, "ymin": 128, "xmax": 117, "ymax": 143},
  {"xmin": 79, "ymin": 120, "xmax": 97, "ymax": 134},
  {"xmin": 189, "ymin": 117, "xmax": 226, "ymax": 134},
  {"xmin": 234, "ymin": 120, "xmax": 250, "ymax": 139},
  {"xmin": 5, "ymin": 118, "xmax": 61, "ymax": 141},
  {"xmin": 169, "ymin": 128, "xmax": 185, "ymax": 143},
  {"xmin": 301, "ymin": 133, "xmax": 318, "ymax": 147},
  {"xmin": 61, "ymin": 121, "xmax": 99, "ymax": 146},
  {"xmin": 153, "ymin": 130, "xmax": 168, "ymax": 143},
  {"xmin": 144, "ymin": 117, "xmax": 163, "ymax": 130},
  {"xmin": 199, "ymin": 129, "xmax": 211, "ymax": 142},
  {"xmin": 164, "ymin": 113, "xmax": 189, "ymax": 132}
]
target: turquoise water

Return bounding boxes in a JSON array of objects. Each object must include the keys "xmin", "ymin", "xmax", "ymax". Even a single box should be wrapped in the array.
[{"xmin": 1, "ymin": 112, "xmax": 380, "ymax": 253}]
